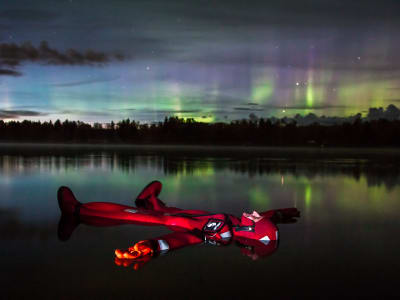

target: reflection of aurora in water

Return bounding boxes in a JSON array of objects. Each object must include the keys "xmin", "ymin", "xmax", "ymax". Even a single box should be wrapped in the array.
[
  {"xmin": 0, "ymin": 149, "xmax": 399, "ymax": 223},
  {"xmin": 1, "ymin": 161, "xmax": 398, "ymax": 230}
]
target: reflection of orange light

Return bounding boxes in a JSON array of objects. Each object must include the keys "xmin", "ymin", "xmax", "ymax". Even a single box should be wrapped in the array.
[
  {"xmin": 115, "ymin": 240, "xmax": 153, "ymax": 259},
  {"xmin": 115, "ymin": 240, "xmax": 154, "ymax": 270},
  {"xmin": 114, "ymin": 255, "xmax": 153, "ymax": 270}
]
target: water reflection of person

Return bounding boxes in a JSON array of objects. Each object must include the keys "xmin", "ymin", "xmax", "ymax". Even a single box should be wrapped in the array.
[{"xmin": 58, "ymin": 181, "xmax": 300, "ymax": 269}]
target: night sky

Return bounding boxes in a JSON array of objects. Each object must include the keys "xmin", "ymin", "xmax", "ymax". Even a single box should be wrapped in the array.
[{"xmin": 1, "ymin": 0, "xmax": 400, "ymax": 123}]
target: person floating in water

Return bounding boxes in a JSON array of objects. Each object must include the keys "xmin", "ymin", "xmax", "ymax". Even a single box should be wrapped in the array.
[{"xmin": 57, "ymin": 181, "xmax": 300, "ymax": 269}]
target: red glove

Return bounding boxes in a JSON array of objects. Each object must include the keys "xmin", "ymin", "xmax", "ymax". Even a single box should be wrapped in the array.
[{"xmin": 115, "ymin": 240, "xmax": 154, "ymax": 259}]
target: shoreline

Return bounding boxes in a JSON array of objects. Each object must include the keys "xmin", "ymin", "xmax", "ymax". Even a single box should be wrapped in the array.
[{"xmin": 0, "ymin": 142, "xmax": 399, "ymax": 157}]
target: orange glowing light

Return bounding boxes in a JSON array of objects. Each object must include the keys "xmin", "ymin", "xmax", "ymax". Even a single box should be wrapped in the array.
[{"xmin": 115, "ymin": 240, "xmax": 154, "ymax": 260}]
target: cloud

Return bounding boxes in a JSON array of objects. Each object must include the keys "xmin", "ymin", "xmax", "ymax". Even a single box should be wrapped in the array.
[
  {"xmin": 0, "ymin": 41, "xmax": 124, "ymax": 66},
  {"xmin": 234, "ymin": 107, "xmax": 264, "ymax": 111},
  {"xmin": 0, "ymin": 41, "xmax": 125, "ymax": 76},
  {"xmin": 60, "ymin": 110, "xmax": 114, "ymax": 117},
  {"xmin": 51, "ymin": 76, "xmax": 120, "ymax": 87},
  {"xmin": 109, "ymin": 108, "xmax": 136, "ymax": 112},
  {"xmin": 0, "ymin": 69, "xmax": 22, "ymax": 76},
  {"xmin": 139, "ymin": 109, "xmax": 202, "ymax": 114},
  {"xmin": 0, "ymin": 110, "xmax": 46, "ymax": 119}
]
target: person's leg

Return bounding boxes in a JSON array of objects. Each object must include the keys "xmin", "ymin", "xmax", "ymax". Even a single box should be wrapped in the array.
[{"xmin": 135, "ymin": 181, "xmax": 183, "ymax": 213}]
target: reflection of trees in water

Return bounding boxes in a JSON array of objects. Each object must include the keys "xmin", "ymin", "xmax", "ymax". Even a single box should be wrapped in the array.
[
  {"xmin": 230, "ymin": 159, "xmax": 400, "ymax": 190},
  {"xmin": 363, "ymin": 169, "xmax": 400, "ymax": 191},
  {"xmin": 115, "ymin": 156, "xmax": 400, "ymax": 190},
  {"xmin": 0, "ymin": 151, "xmax": 399, "ymax": 189}
]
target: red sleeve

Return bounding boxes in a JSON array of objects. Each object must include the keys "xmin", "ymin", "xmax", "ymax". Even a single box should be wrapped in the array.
[{"xmin": 151, "ymin": 232, "xmax": 203, "ymax": 253}]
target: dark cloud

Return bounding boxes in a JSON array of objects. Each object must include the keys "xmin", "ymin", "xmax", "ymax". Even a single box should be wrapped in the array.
[
  {"xmin": 234, "ymin": 107, "xmax": 264, "ymax": 111},
  {"xmin": 0, "ymin": 41, "xmax": 124, "ymax": 66},
  {"xmin": 51, "ymin": 76, "xmax": 120, "ymax": 87},
  {"xmin": 0, "ymin": 41, "xmax": 125, "ymax": 76},
  {"xmin": 0, "ymin": 40, "xmax": 123, "ymax": 75},
  {"xmin": 0, "ymin": 110, "xmax": 46, "ymax": 119},
  {"xmin": 0, "ymin": 69, "xmax": 22, "ymax": 76}
]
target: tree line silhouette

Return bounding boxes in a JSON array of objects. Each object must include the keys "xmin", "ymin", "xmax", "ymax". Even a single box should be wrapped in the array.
[{"xmin": 0, "ymin": 116, "xmax": 399, "ymax": 146}]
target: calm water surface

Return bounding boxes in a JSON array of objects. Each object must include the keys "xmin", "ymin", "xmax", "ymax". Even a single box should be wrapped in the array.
[{"xmin": 0, "ymin": 147, "xmax": 399, "ymax": 299}]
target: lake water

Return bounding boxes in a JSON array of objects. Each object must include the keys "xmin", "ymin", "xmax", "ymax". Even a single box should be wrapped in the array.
[{"xmin": 0, "ymin": 146, "xmax": 399, "ymax": 299}]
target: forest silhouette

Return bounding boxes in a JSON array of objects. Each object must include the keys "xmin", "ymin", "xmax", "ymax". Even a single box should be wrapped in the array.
[{"xmin": 1, "ymin": 105, "xmax": 400, "ymax": 147}]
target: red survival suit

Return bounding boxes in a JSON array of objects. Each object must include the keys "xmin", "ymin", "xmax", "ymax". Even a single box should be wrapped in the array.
[{"xmin": 57, "ymin": 181, "xmax": 300, "ymax": 265}]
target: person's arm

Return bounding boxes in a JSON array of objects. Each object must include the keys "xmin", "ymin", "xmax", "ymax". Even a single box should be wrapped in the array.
[{"xmin": 114, "ymin": 232, "xmax": 203, "ymax": 269}]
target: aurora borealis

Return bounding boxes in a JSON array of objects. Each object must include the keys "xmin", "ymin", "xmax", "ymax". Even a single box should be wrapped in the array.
[{"xmin": 1, "ymin": 0, "xmax": 400, "ymax": 123}]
